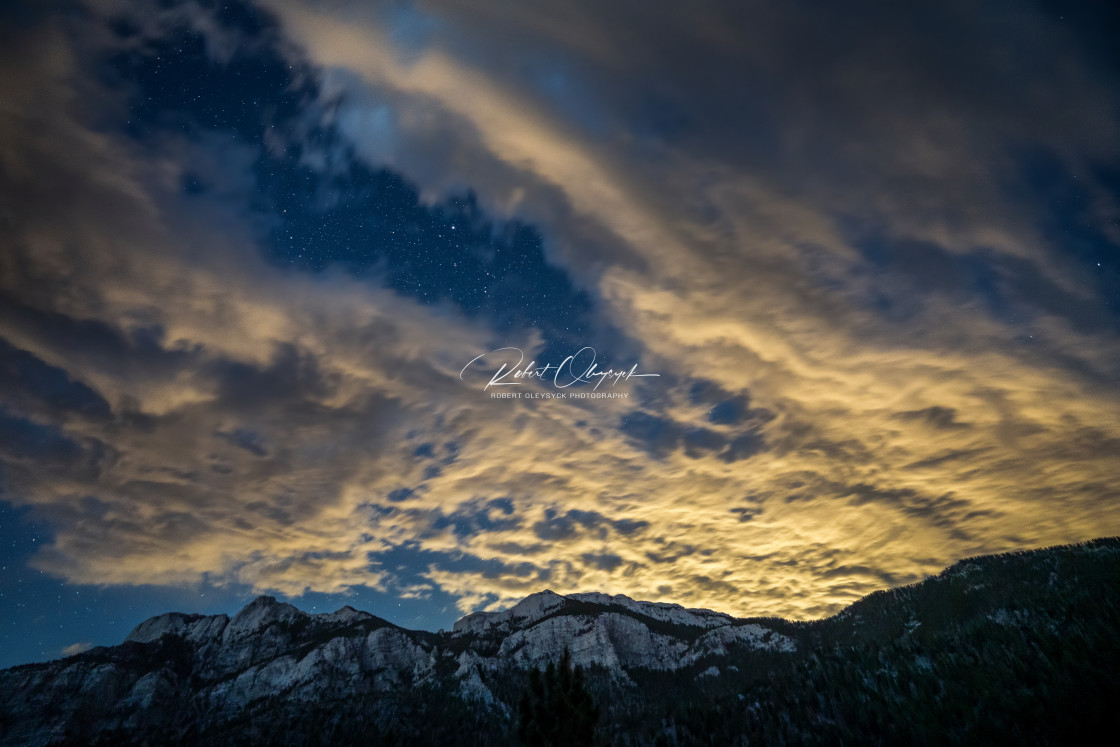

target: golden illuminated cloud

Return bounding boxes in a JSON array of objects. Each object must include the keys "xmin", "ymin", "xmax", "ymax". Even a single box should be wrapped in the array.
[{"xmin": 0, "ymin": 0, "xmax": 1117, "ymax": 625}]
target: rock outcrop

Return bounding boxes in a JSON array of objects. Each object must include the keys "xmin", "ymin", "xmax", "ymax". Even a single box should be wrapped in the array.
[
  {"xmin": 0, "ymin": 589, "xmax": 791, "ymax": 745},
  {"xmin": 2, "ymin": 538, "xmax": 1117, "ymax": 746}
]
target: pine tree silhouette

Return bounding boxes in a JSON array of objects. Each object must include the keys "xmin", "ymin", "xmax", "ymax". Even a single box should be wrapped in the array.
[{"xmin": 517, "ymin": 648, "xmax": 599, "ymax": 746}]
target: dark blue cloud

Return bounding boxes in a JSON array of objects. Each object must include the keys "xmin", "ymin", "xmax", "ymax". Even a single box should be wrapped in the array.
[
  {"xmin": 387, "ymin": 487, "xmax": 415, "ymax": 503},
  {"xmin": 429, "ymin": 498, "xmax": 522, "ymax": 539},
  {"xmin": 849, "ymin": 149, "xmax": 1120, "ymax": 337},
  {"xmin": 0, "ymin": 409, "xmax": 85, "ymax": 464},
  {"xmin": 0, "ymin": 338, "xmax": 111, "ymax": 421},
  {"xmin": 0, "ymin": 297, "xmax": 199, "ymax": 382},
  {"xmin": 621, "ymin": 409, "xmax": 767, "ymax": 462},
  {"xmin": 893, "ymin": 406, "xmax": 969, "ymax": 430},
  {"xmin": 370, "ymin": 542, "xmax": 547, "ymax": 585},
  {"xmin": 208, "ymin": 343, "xmax": 334, "ymax": 408},
  {"xmin": 644, "ymin": 544, "xmax": 698, "ymax": 564},
  {"xmin": 216, "ymin": 428, "xmax": 267, "ymax": 457},
  {"xmin": 730, "ymin": 506, "xmax": 763, "ymax": 522},
  {"xmin": 619, "ymin": 411, "xmax": 683, "ymax": 458},
  {"xmin": 580, "ymin": 552, "xmax": 624, "ymax": 572},
  {"xmin": 719, "ymin": 431, "xmax": 767, "ymax": 463},
  {"xmin": 610, "ymin": 518, "xmax": 649, "ymax": 536},
  {"xmin": 0, "ymin": 409, "xmax": 114, "ymax": 484},
  {"xmin": 532, "ymin": 508, "xmax": 648, "ymax": 541},
  {"xmin": 682, "ymin": 427, "xmax": 725, "ymax": 458}
]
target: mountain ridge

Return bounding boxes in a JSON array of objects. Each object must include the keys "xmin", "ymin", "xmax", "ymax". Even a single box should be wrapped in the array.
[{"xmin": 2, "ymin": 537, "xmax": 1118, "ymax": 745}]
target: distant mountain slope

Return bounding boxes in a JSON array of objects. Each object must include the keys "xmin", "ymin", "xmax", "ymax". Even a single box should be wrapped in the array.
[{"xmin": 1, "ymin": 538, "xmax": 1117, "ymax": 746}]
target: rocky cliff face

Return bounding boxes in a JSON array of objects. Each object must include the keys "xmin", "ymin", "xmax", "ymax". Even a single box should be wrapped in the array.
[
  {"xmin": 454, "ymin": 589, "xmax": 793, "ymax": 673},
  {"xmin": 2, "ymin": 538, "xmax": 1118, "ymax": 746},
  {"xmin": 0, "ymin": 588, "xmax": 793, "ymax": 745}
]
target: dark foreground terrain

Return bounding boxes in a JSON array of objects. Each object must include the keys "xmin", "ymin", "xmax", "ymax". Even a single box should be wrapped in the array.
[{"xmin": 2, "ymin": 538, "xmax": 1118, "ymax": 745}]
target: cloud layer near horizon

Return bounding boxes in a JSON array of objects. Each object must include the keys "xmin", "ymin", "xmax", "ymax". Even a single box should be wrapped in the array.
[{"xmin": 1, "ymin": 0, "xmax": 1118, "ymax": 623}]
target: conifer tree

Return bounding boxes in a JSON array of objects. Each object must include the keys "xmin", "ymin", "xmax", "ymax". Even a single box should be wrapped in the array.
[{"xmin": 517, "ymin": 648, "xmax": 599, "ymax": 746}]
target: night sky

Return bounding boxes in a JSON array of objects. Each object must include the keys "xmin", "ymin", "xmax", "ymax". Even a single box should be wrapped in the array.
[{"xmin": 1, "ymin": 0, "xmax": 1119, "ymax": 669}]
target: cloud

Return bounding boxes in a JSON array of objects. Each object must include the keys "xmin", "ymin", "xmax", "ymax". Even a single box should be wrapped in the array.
[
  {"xmin": 61, "ymin": 642, "xmax": 92, "ymax": 657},
  {"xmin": 0, "ymin": 0, "xmax": 1117, "ymax": 626},
  {"xmin": 263, "ymin": 0, "xmax": 1120, "ymax": 612}
]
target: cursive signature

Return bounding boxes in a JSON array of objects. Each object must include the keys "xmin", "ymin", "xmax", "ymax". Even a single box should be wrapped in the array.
[{"xmin": 460, "ymin": 347, "xmax": 660, "ymax": 391}]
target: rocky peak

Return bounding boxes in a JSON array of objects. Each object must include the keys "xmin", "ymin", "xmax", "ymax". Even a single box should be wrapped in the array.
[
  {"xmin": 567, "ymin": 592, "xmax": 737, "ymax": 629},
  {"xmin": 317, "ymin": 605, "xmax": 375, "ymax": 625},
  {"xmin": 452, "ymin": 589, "xmax": 567, "ymax": 635},
  {"xmin": 126, "ymin": 612, "xmax": 229, "ymax": 644},
  {"xmin": 1, "ymin": 538, "xmax": 1115, "ymax": 746},
  {"xmin": 222, "ymin": 595, "xmax": 305, "ymax": 642},
  {"xmin": 451, "ymin": 589, "xmax": 740, "ymax": 637}
]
